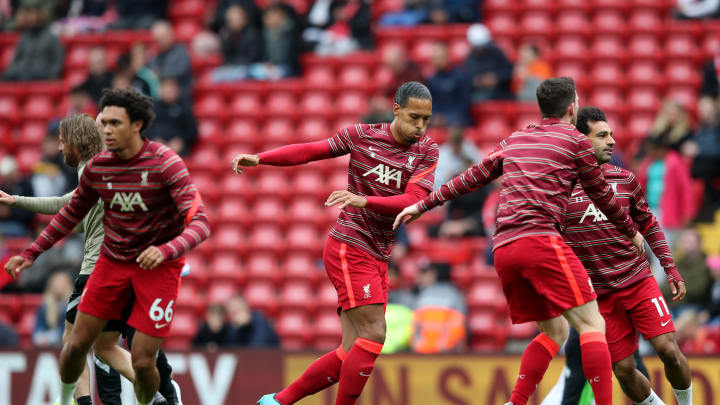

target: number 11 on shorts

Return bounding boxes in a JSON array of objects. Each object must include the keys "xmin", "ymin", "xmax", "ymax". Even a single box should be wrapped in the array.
[{"xmin": 650, "ymin": 296, "xmax": 670, "ymax": 317}]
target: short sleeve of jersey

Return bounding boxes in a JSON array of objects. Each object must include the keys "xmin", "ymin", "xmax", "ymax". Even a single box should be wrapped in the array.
[
  {"xmin": 327, "ymin": 125, "xmax": 359, "ymax": 156},
  {"xmin": 408, "ymin": 141, "xmax": 440, "ymax": 192}
]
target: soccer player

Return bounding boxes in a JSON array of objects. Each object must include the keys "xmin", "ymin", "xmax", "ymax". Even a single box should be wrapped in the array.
[
  {"xmin": 4, "ymin": 87, "xmax": 210, "ymax": 405},
  {"xmin": 559, "ymin": 106, "xmax": 692, "ymax": 405},
  {"xmin": 394, "ymin": 77, "xmax": 645, "ymax": 405},
  {"xmin": 232, "ymin": 81, "xmax": 439, "ymax": 405},
  {"xmin": 0, "ymin": 113, "xmax": 181, "ymax": 405}
]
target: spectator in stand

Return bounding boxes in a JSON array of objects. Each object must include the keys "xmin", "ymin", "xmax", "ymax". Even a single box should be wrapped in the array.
[
  {"xmin": 379, "ymin": 0, "xmax": 477, "ymax": 26},
  {"xmin": 33, "ymin": 271, "xmax": 72, "ymax": 347},
  {"xmin": 211, "ymin": 4, "xmax": 263, "ymax": 82},
  {"xmin": 31, "ymin": 129, "xmax": 77, "ymax": 197},
  {"xmin": 209, "ymin": 0, "xmax": 262, "ymax": 32},
  {"xmin": 108, "ymin": 0, "xmax": 166, "ymax": 30},
  {"xmin": 225, "ymin": 294, "xmax": 280, "ymax": 347},
  {"xmin": 637, "ymin": 134, "xmax": 695, "ymax": 250},
  {"xmin": 311, "ymin": 0, "xmax": 373, "ymax": 55},
  {"xmin": 54, "ymin": 0, "xmax": 108, "ymax": 34},
  {"xmin": 1, "ymin": 1, "xmax": 64, "ymax": 81},
  {"xmin": 685, "ymin": 97, "xmax": 720, "ymax": 222},
  {"xmin": 382, "ymin": 45, "xmax": 424, "ymax": 98},
  {"xmin": 705, "ymin": 256, "xmax": 720, "ymax": 324},
  {"xmin": 646, "ymin": 99, "xmax": 693, "ymax": 152},
  {"xmin": 463, "ymin": 23, "xmax": 513, "ymax": 102},
  {"xmin": 435, "ymin": 127, "xmax": 482, "ymax": 186},
  {"xmin": 662, "ymin": 229, "xmax": 713, "ymax": 315},
  {"xmin": 513, "ymin": 43, "xmax": 552, "ymax": 101},
  {"xmin": 144, "ymin": 78, "xmax": 198, "ymax": 156},
  {"xmin": 412, "ymin": 262, "xmax": 467, "ymax": 353},
  {"xmin": 676, "ymin": 0, "xmax": 720, "ymax": 19},
  {"xmin": 113, "ymin": 43, "xmax": 160, "ymax": 99},
  {"xmin": 426, "ymin": 42, "xmax": 472, "ymax": 127},
  {"xmin": 257, "ymin": 4, "xmax": 301, "ymax": 79},
  {"xmin": 193, "ymin": 303, "xmax": 231, "ymax": 349},
  {"xmin": 701, "ymin": 54, "xmax": 720, "ymax": 98},
  {"xmin": 80, "ymin": 46, "xmax": 114, "ymax": 105},
  {"xmin": 64, "ymin": 85, "xmax": 97, "ymax": 117},
  {"xmin": 149, "ymin": 20, "xmax": 192, "ymax": 103},
  {"xmin": 0, "ymin": 157, "xmax": 35, "ymax": 237}
]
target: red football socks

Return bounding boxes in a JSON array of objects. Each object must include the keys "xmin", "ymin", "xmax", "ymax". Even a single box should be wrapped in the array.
[
  {"xmin": 275, "ymin": 346, "xmax": 346, "ymax": 405},
  {"xmin": 580, "ymin": 331, "xmax": 613, "ymax": 405},
  {"xmin": 509, "ymin": 333, "xmax": 559, "ymax": 405},
  {"xmin": 335, "ymin": 338, "xmax": 383, "ymax": 405}
]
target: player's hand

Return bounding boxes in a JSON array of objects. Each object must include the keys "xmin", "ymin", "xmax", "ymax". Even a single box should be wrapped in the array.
[
  {"xmin": 393, "ymin": 203, "xmax": 422, "ymax": 230},
  {"xmin": 136, "ymin": 246, "xmax": 165, "ymax": 270},
  {"xmin": 630, "ymin": 231, "xmax": 646, "ymax": 259},
  {"xmin": 669, "ymin": 280, "xmax": 687, "ymax": 302},
  {"xmin": 0, "ymin": 190, "xmax": 15, "ymax": 206},
  {"xmin": 325, "ymin": 190, "xmax": 367, "ymax": 210},
  {"xmin": 4, "ymin": 256, "xmax": 32, "ymax": 279},
  {"xmin": 231, "ymin": 154, "xmax": 260, "ymax": 174}
]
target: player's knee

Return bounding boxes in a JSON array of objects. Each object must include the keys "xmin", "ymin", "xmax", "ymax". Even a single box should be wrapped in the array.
[
  {"xmin": 655, "ymin": 340, "xmax": 681, "ymax": 366},
  {"xmin": 544, "ymin": 323, "xmax": 569, "ymax": 347},
  {"xmin": 131, "ymin": 354, "xmax": 156, "ymax": 375},
  {"xmin": 355, "ymin": 320, "xmax": 386, "ymax": 344},
  {"xmin": 66, "ymin": 338, "xmax": 92, "ymax": 358},
  {"xmin": 612, "ymin": 360, "xmax": 635, "ymax": 383}
]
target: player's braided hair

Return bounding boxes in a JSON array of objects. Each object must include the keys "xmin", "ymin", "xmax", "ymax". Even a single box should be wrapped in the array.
[
  {"xmin": 576, "ymin": 106, "xmax": 608, "ymax": 135},
  {"xmin": 99, "ymin": 87, "xmax": 156, "ymax": 132},
  {"xmin": 59, "ymin": 113, "xmax": 105, "ymax": 162},
  {"xmin": 536, "ymin": 77, "xmax": 576, "ymax": 118},
  {"xmin": 394, "ymin": 81, "xmax": 432, "ymax": 107}
]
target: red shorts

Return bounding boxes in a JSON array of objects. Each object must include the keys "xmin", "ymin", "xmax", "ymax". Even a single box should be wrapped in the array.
[
  {"xmin": 78, "ymin": 253, "xmax": 184, "ymax": 338},
  {"xmin": 323, "ymin": 236, "xmax": 389, "ymax": 312},
  {"xmin": 494, "ymin": 235, "xmax": 597, "ymax": 324},
  {"xmin": 599, "ymin": 276, "xmax": 676, "ymax": 363}
]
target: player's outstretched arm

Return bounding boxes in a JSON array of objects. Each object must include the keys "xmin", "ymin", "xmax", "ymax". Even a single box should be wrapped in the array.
[
  {"xmin": 231, "ymin": 140, "xmax": 336, "ymax": 173},
  {"xmin": 1, "ymin": 189, "xmax": 74, "ymax": 215},
  {"xmin": 627, "ymin": 173, "xmax": 685, "ymax": 300},
  {"xmin": 4, "ymin": 256, "xmax": 33, "ymax": 279},
  {"xmin": 393, "ymin": 202, "xmax": 422, "ymax": 230},
  {"xmin": 326, "ymin": 183, "xmax": 430, "ymax": 216}
]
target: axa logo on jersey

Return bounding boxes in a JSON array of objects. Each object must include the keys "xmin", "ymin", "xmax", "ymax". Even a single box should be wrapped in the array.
[
  {"xmin": 363, "ymin": 163, "xmax": 403, "ymax": 188},
  {"xmin": 110, "ymin": 192, "xmax": 148, "ymax": 212},
  {"xmin": 579, "ymin": 203, "xmax": 608, "ymax": 224}
]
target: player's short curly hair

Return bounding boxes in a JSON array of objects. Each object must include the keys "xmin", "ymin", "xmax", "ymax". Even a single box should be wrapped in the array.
[
  {"xmin": 59, "ymin": 114, "xmax": 105, "ymax": 162},
  {"xmin": 576, "ymin": 106, "xmax": 608, "ymax": 135},
  {"xmin": 394, "ymin": 81, "xmax": 432, "ymax": 107},
  {"xmin": 536, "ymin": 77, "xmax": 576, "ymax": 118},
  {"xmin": 99, "ymin": 87, "xmax": 155, "ymax": 132}
]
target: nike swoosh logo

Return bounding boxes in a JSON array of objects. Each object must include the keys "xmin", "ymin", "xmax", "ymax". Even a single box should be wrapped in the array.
[
  {"xmin": 154, "ymin": 322, "xmax": 168, "ymax": 329},
  {"xmin": 359, "ymin": 372, "xmax": 371, "ymax": 377},
  {"xmin": 368, "ymin": 147, "xmax": 378, "ymax": 151},
  {"xmin": 102, "ymin": 175, "xmax": 114, "ymax": 181},
  {"xmin": 571, "ymin": 190, "xmax": 583, "ymax": 197},
  {"xmin": 661, "ymin": 320, "xmax": 671, "ymax": 327}
]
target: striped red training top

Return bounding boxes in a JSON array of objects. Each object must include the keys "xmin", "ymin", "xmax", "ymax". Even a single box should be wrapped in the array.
[
  {"xmin": 418, "ymin": 118, "xmax": 637, "ymax": 249},
  {"xmin": 22, "ymin": 140, "xmax": 210, "ymax": 263},
  {"xmin": 328, "ymin": 123, "xmax": 439, "ymax": 261},
  {"xmin": 562, "ymin": 164, "xmax": 682, "ymax": 296}
]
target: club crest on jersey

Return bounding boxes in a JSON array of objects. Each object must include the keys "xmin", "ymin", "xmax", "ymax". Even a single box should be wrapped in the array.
[
  {"xmin": 110, "ymin": 192, "xmax": 148, "ymax": 212},
  {"xmin": 141, "ymin": 171, "xmax": 149, "ymax": 186},
  {"xmin": 363, "ymin": 163, "xmax": 402, "ymax": 188},
  {"xmin": 406, "ymin": 156, "xmax": 416, "ymax": 168},
  {"xmin": 579, "ymin": 203, "xmax": 608, "ymax": 224}
]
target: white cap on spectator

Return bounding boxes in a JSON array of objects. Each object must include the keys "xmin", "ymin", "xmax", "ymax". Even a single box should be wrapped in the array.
[{"xmin": 467, "ymin": 23, "xmax": 492, "ymax": 47}]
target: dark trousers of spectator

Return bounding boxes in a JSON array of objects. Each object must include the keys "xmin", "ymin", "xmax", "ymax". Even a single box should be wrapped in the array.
[
  {"xmin": 561, "ymin": 327, "xmax": 649, "ymax": 405},
  {"xmin": 94, "ymin": 327, "xmax": 176, "ymax": 404}
]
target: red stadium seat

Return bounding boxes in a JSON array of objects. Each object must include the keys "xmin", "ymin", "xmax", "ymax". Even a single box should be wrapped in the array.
[
  {"xmin": 207, "ymin": 282, "xmax": 238, "ymax": 304},
  {"xmin": 338, "ymin": 65, "xmax": 371, "ymax": 91},
  {"xmin": 299, "ymin": 91, "xmax": 332, "ymax": 116},
  {"xmin": 17, "ymin": 122, "xmax": 46, "ymax": 147},
  {"xmin": 249, "ymin": 225, "xmax": 284, "ymax": 255},
  {"xmin": 448, "ymin": 37, "xmax": 470, "ymax": 63},
  {"xmin": 591, "ymin": 36, "xmax": 626, "ymax": 63},
  {"xmin": 627, "ymin": 87, "xmax": 660, "ymax": 113},
  {"xmin": 286, "ymin": 224, "xmax": 322, "ymax": 256},
  {"xmin": 244, "ymin": 281, "xmax": 277, "ymax": 315},
  {"xmin": 410, "ymin": 38, "xmax": 437, "ymax": 64},
  {"xmin": 467, "ymin": 282, "xmax": 505, "ymax": 314},
  {"xmin": 666, "ymin": 86, "xmax": 697, "ymax": 110},
  {"xmin": 251, "ymin": 197, "xmax": 287, "ymax": 226},
  {"xmin": 520, "ymin": 12, "xmax": 554, "ymax": 38},
  {"xmin": 524, "ymin": 0, "xmax": 555, "ymax": 12},
  {"xmin": 627, "ymin": 35, "xmax": 662, "ymax": 63},
  {"xmin": 227, "ymin": 118, "xmax": 260, "ymax": 146},
  {"xmin": 1, "ymin": 46, "xmax": 14, "ymax": 71},
  {"xmin": 65, "ymin": 46, "xmax": 90, "ymax": 69},
  {"xmin": 183, "ymin": 253, "xmax": 208, "ymax": 287},
  {"xmin": 265, "ymin": 92, "xmax": 296, "ymax": 117},
  {"xmin": 288, "ymin": 198, "xmax": 323, "ymax": 228},
  {"xmin": 169, "ymin": 0, "xmax": 205, "ymax": 20},
  {"xmin": 197, "ymin": 118, "xmax": 222, "ymax": 146},
  {"xmin": 337, "ymin": 91, "xmax": 368, "ymax": 115},
  {"xmin": 666, "ymin": 34, "xmax": 700, "ymax": 63},
  {"xmin": 484, "ymin": 0, "xmax": 518, "ymax": 15},
  {"xmin": 313, "ymin": 312, "xmax": 342, "ymax": 349},
  {"xmin": 291, "ymin": 169, "xmax": 327, "ymax": 198},
  {"xmin": 229, "ymin": 93, "xmax": 262, "ymax": 119},
  {"xmin": 213, "ymin": 226, "xmax": 246, "ymax": 255},
  {"xmin": 276, "ymin": 312, "xmax": 310, "ymax": 349},
  {"xmin": 298, "ymin": 118, "xmax": 330, "ymax": 142},
  {"xmin": 247, "ymin": 253, "xmax": 280, "ymax": 284},
  {"xmin": 507, "ymin": 321, "xmax": 539, "ymax": 340},
  {"xmin": 591, "ymin": 11, "xmax": 626, "ymax": 38},
  {"xmin": 217, "ymin": 198, "xmax": 248, "ymax": 227},
  {"xmin": 16, "ymin": 147, "xmax": 41, "ymax": 173},
  {"xmin": 279, "ymin": 283, "xmax": 314, "ymax": 312},
  {"xmin": 627, "ymin": 113, "xmax": 655, "ymax": 139},
  {"xmin": 261, "ymin": 118, "xmax": 294, "ymax": 144},
  {"xmin": 486, "ymin": 13, "xmax": 518, "ymax": 39},
  {"xmin": 476, "ymin": 116, "xmax": 510, "ymax": 143},
  {"xmin": 0, "ymin": 97, "xmax": 19, "ymax": 124},
  {"xmin": 628, "ymin": 62, "xmax": 662, "ymax": 88},
  {"xmin": 588, "ymin": 62, "xmax": 624, "ymax": 90},
  {"xmin": 285, "ymin": 254, "xmax": 320, "ymax": 285},
  {"xmin": 316, "ymin": 283, "xmax": 339, "ymax": 309},
  {"xmin": 594, "ymin": 0, "xmax": 628, "ymax": 13},
  {"xmin": 191, "ymin": 173, "xmax": 219, "ymax": 204},
  {"xmin": 23, "ymin": 96, "xmax": 55, "ymax": 120},
  {"xmin": 218, "ymin": 174, "xmax": 251, "ymax": 200},
  {"xmin": 194, "ymin": 94, "xmax": 226, "ymax": 120},
  {"xmin": 174, "ymin": 20, "xmax": 202, "ymax": 43},
  {"xmin": 164, "ymin": 310, "xmax": 197, "ymax": 349},
  {"xmin": 556, "ymin": 11, "xmax": 590, "ymax": 38},
  {"xmin": 255, "ymin": 171, "xmax": 291, "ymax": 200},
  {"xmin": 628, "ymin": 10, "xmax": 662, "ymax": 35},
  {"xmin": 589, "ymin": 88, "xmax": 623, "ymax": 115},
  {"xmin": 551, "ymin": 37, "xmax": 587, "ymax": 64}
]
